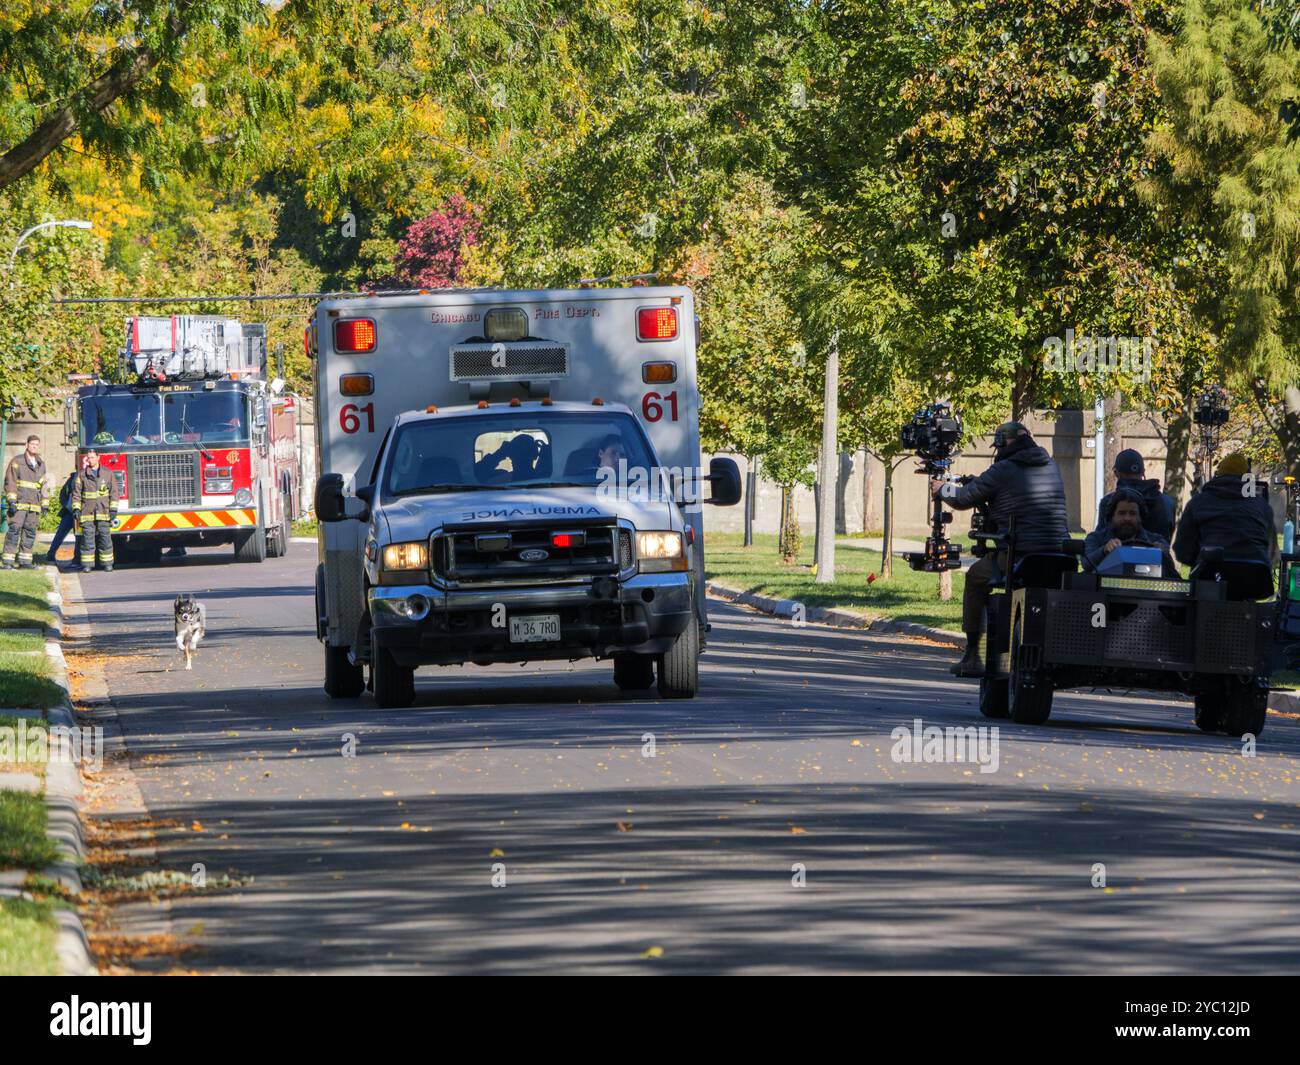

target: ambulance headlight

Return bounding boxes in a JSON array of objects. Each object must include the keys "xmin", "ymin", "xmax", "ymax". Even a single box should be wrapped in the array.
[
  {"xmin": 382, "ymin": 541, "xmax": 429, "ymax": 571},
  {"xmin": 234, "ymin": 488, "xmax": 253, "ymax": 506},
  {"xmin": 637, "ymin": 531, "xmax": 688, "ymax": 572}
]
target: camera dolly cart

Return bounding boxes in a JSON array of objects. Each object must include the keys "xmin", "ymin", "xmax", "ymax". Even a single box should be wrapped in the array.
[{"xmin": 974, "ymin": 524, "xmax": 1280, "ymax": 737}]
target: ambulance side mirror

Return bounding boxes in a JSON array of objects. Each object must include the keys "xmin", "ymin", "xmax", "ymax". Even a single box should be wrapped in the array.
[
  {"xmin": 63, "ymin": 397, "xmax": 78, "ymax": 446},
  {"xmin": 706, "ymin": 457, "xmax": 742, "ymax": 507},
  {"xmin": 315, "ymin": 474, "xmax": 348, "ymax": 523}
]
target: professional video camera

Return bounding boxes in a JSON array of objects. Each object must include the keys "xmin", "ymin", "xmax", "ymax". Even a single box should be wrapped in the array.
[
  {"xmin": 899, "ymin": 402, "xmax": 965, "ymax": 572},
  {"xmin": 1191, "ymin": 385, "xmax": 1230, "ymax": 494}
]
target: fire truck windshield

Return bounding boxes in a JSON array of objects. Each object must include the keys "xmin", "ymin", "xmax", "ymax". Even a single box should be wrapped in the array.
[
  {"xmin": 81, "ymin": 394, "xmax": 163, "ymax": 446},
  {"xmin": 163, "ymin": 392, "xmax": 248, "ymax": 443}
]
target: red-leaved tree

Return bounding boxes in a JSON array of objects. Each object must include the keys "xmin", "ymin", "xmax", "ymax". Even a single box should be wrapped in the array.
[{"xmin": 394, "ymin": 194, "xmax": 481, "ymax": 288}]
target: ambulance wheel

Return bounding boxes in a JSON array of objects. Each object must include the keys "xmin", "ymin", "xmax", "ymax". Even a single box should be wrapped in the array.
[
  {"xmin": 234, "ymin": 516, "xmax": 267, "ymax": 563},
  {"xmin": 370, "ymin": 633, "xmax": 415, "ymax": 708},
  {"xmin": 657, "ymin": 615, "xmax": 699, "ymax": 699},
  {"xmin": 1221, "ymin": 680, "xmax": 1269, "ymax": 739},
  {"xmin": 1008, "ymin": 611, "xmax": 1053, "ymax": 725},
  {"xmin": 613, "ymin": 654, "xmax": 655, "ymax": 691},
  {"xmin": 323, "ymin": 642, "xmax": 364, "ymax": 699}
]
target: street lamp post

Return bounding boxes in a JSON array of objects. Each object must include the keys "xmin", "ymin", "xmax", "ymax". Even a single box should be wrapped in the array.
[
  {"xmin": 7, "ymin": 219, "xmax": 94, "ymax": 276},
  {"xmin": 2, "ymin": 219, "xmax": 93, "ymax": 533}
]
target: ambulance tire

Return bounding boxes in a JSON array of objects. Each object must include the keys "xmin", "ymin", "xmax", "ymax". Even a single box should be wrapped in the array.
[
  {"xmin": 657, "ymin": 614, "xmax": 699, "ymax": 699},
  {"xmin": 613, "ymin": 654, "xmax": 655, "ymax": 691},
  {"xmin": 370, "ymin": 632, "xmax": 415, "ymax": 709},
  {"xmin": 323, "ymin": 642, "xmax": 364, "ymax": 699},
  {"xmin": 234, "ymin": 507, "xmax": 267, "ymax": 563}
]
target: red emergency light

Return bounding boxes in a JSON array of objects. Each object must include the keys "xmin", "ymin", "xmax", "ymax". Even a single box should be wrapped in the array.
[
  {"xmin": 334, "ymin": 318, "xmax": 376, "ymax": 353},
  {"xmin": 551, "ymin": 532, "xmax": 586, "ymax": 549},
  {"xmin": 636, "ymin": 307, "xmax": 678, "ymax": 341}
]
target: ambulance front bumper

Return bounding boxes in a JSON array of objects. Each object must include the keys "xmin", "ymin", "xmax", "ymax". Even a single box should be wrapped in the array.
[{"xmin": 367, "ymin": 573, "xmax": 693, "ymax": 666}]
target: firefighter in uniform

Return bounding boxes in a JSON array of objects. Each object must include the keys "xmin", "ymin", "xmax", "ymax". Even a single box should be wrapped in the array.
[
  {"xmin": 2, "ymin": 435, "xmax": 48, "ymax": 569},
  {"xmin": 71, "ymin": 449, "xmax": 117, "ymax": 572}
]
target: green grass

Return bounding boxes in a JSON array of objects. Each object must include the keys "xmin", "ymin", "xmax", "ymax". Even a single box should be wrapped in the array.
[
  {"xmin": 291, "ymin": 518, "xmax": 318, "ymax": 538},
  {"xmin": 0, "ymin": 567, "xmax": 60, "ymax": 708},
  {"xmin": 0, "ymin": 565, "xmax": 50, "ymax": 631},
  {"xmin": 0, "ymin": 895, "xmax": 59, "ymax": 975},
  {"xmin": 704, "ymin": 531, "xmax": 964, "ymax": 631},
  {"xmin": 0, "ymin": 789, "xmax": 59, "ymax": 871}
]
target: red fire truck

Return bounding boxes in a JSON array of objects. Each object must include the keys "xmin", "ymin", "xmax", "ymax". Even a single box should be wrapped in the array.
[{"xmin": 63, "ymin": 316, "xmax": 302, "ymax": 564}]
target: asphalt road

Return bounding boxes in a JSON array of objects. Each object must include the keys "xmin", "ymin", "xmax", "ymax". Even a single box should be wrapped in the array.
[{"xmin": 69, "ymin": 543, "xmax": 1300, "ymax": 974}]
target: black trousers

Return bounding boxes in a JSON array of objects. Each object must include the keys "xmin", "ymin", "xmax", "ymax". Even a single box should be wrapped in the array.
[
  {"xmin": 962, "ymin": 549, "xmax": 1008, "ymax": 635},
  {"xmin": 78, "ymin": 519, "xmax": 114, "ymax": 568}
]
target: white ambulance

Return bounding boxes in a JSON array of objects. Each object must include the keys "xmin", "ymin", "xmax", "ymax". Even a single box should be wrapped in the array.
[{"xmin": 308, "ymin": 286, "xmax": 741, "ymax": 707}]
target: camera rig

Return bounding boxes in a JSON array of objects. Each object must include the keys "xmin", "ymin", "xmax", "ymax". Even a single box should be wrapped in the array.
[
  {"xmin": 1192, "ymin": 385, "xmax": 1230, "ymax": 493},
  {"xmin": 900, "ymin": 403, "xmax": 965, "ymax": 572}
]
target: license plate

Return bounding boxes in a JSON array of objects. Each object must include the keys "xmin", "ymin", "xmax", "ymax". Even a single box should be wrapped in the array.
[{"xmin": 509, "ymin": 614, "xmax": 561, "ymax": 643}]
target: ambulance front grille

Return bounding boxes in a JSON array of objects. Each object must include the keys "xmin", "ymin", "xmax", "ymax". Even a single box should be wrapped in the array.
[
  {"xmin": 449, "ymin": 342, "xmax": 569, "ymax": 381},
  {"xmin": 128, "ymin": 452, "xmax": 201, "ymax": 508}
]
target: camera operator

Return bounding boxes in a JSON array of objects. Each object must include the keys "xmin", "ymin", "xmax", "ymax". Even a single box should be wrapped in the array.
[
  {"xmin": 1093, "ymin": 449, "xmax": 1175, "ymax": 541},
  {"xmin": 1083, "ymin": 488, "xmax": 1178, "ymax": 576},
  {"xmin": 1172, "ymin": 451, "xmax": 1277, "ymax": 568},
  {"xmin": 930, "ymin": 421, "xmax": 1067, "ymax": 677}
]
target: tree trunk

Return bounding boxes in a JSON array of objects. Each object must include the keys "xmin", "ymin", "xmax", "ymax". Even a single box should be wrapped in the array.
[
  {"xmin": 1164, "ymin": 406, "xmax": 1191, "ymax": 516},
  {"xmin": 1011, "ymin": 354, "xmax": 1036, "ymax": 421},
  {"xmin": 862, "ymin": 449, "xmax": 876, "ymax": 534},
  {"xmin": 1253, "ymin": 380, "xmax": 1300, "ymax": 479},
  {"xmin": 835, "ymin": 451, "xmax": 851, "ymax": 536},
  {"xmin": 938, "ymin": 567, "xmax": 952, "ymax": 601},
  {"xmin": 881, "ymin": 462, "xmax": 895, "ymax": 579}
]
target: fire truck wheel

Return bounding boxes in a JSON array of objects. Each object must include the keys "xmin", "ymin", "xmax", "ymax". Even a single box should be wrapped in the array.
[
  {"xmin": 266, "ymin": 494, "xmax": 289, "ymax": 558},
  {"xmin": 370, "ymin": 633, "xmax": 415, "ymax": 708},
  {"xmin": 1193, "ymin": 684, "xmax": 1226, "ymax": 733},
  {"xmin": 656, "ymin": 614, "xmax": 699, "ymax": 699},
  {"xmin": 613, "ymin": 654, "xmax": 655, "ymax": 690},
  {"xmin": 323, "ymin": 643, "xmax": 364, "ymax": 699},
  {"xmin": 234, "ymin": 513, "xmax": 268, "ymax": 563}
]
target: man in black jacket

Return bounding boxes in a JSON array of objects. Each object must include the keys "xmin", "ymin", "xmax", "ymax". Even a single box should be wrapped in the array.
[
  {"xmin": 932, "ymin": 421, "xmax": 1068, "ymax": 676},
  {"xmin": 1092, "ymin": 448, "xmax": 1175, "ymax": 541},
  {"xmin": 1172, "ymin": 452, "xmax": 1277, "ymax": 567},
  {"xmin": 1082, "ymin": 489, "xmax": 1177, "ymax": 576}
]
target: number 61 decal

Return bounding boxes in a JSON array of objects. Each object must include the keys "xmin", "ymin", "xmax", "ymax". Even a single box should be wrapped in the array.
[
  {"xmin": 642, "ymin": 391, "xmax": 679, "ymax": 422},
  {"xmin": 340, "ymin": 402, "xmax": 375, "ymax": 433}
]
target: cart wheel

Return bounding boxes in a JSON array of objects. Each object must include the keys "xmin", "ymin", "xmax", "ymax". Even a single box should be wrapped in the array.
[
  {"xmin": 979, "ymin": 675, "xmax": 1009, "ymax": 718},
  {"xmin": 978, "ymin": 621, "xmax": 1009, "ymax": 718},
  {"xmin": 1193, "ymin": 687, "xmax": 1226, "ymax": 734},
  {"xmin": 1221, "ymin": 680, "xmax": 1268, "ymax": 739},
  {"xmin": 1008, "ymin": 611, "xmax": 1053, "ymax": 725}
]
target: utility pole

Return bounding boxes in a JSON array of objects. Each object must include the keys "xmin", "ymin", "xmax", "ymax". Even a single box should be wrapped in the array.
[{"xmin": 815, "ymin": 331, "xmax": 839, "ymax": 584}]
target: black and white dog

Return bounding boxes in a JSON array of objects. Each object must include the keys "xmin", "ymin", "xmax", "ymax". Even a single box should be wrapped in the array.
[{"xmin": 174, "ymin": 594, "xmax": 207, "ymax": 671}]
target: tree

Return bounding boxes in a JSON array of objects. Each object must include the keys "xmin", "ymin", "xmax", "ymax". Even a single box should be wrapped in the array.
[
  {"xmin": 393, "ymin": 195, "xmax": 481, "ymax": 288},
  {"xmin": 1145, "ymin": 0, "xmax": 1300, "ymax": 474}
]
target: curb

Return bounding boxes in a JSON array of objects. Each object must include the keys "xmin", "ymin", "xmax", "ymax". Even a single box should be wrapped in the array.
[
  {"xmin": 705, "ymin": 579, "xmax": 965, "ymax": 649},
  {"xmin": 39, "ymin": 563, "xmax": 96, "ymax": 975}
]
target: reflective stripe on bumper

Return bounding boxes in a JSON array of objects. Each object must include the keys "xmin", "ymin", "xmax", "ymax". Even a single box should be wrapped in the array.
[{"xmin": 116, "ymin": 509, "xmax": 256, "ymax": 532}]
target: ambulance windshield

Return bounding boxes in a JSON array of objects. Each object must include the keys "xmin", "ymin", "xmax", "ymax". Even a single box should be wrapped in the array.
[{"xmin": 385, "ymin": 410, "xmax": 657, "ymax": 497}]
